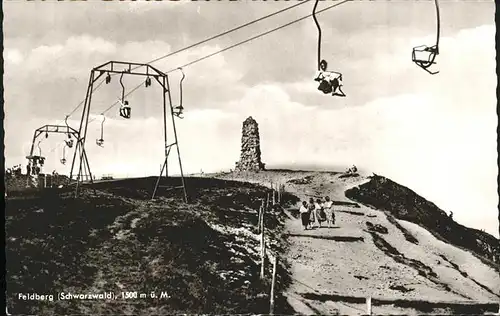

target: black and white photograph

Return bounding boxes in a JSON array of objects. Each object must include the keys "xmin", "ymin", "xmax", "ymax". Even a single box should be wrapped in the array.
[{"xmin": 3, "ymin": 0, "xmax": 499, "ymax": 314}]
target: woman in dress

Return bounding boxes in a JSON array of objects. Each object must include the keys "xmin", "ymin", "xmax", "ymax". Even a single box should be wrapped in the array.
[
  {"xmin": 323, "ymin": 196, "xmax": 335, "ymax": 227},
  {"xmin": 308, "ymin": 197, "xmax": 316, "ymax": 228},
  {"xmin": 299, "ymin": 201, "xmax": 310, "ymax": 230},
  {"xmin": 315, "ymin": 198, "xmax": 326, "ymax": 227}
]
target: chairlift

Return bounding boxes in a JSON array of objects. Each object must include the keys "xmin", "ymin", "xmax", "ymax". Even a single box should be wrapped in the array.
[
  {"xmin": 65, "ymin": 139, "xmax": 74, "ymax": 148},
  {"xmin": 96, "ymin": 115, "xmax": 105, "ymax": 147},
  {"xmin": 145, "ymin": 76, "xmax": 152, "ymax": 87},
  {"xmin": 37, "ymin": 140, "xmax": 43, "ymax": 157},
  {"xmin": 119, "ymin": 100, "xmax": 131, "ymax": 119},
  {"xmin": 174, "ymin": 68, "xmax": 185, "ymax": 119},
  {"xmin": 64, "ymin": 115, "xmax": 72, "ymax": 140},
  {"xmin": 119, "ymin": 72, "xmax": 131, "ymax": 119},
  {"xmin": 32, "ymin": 140, "xmax": 46, "ymax": 167},
  {"xmin": 60, "ymin": 144, "xmax": 67, "ymax": 165},
  {"xmin": 312, "ymin": 0, "xmax": 345, "ymax": 97},
  {"xmin": 412, "ymin": 0, "xmax": 440, "ymax": 74},
  {"xmin": 105, "ymin": 72, "xmax": 111, "ymax": 84}
]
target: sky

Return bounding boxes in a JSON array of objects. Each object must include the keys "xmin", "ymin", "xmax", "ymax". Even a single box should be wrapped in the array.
[{"xmin": 3, "ymin": 0, "xmax": 498, "ymax": 237}]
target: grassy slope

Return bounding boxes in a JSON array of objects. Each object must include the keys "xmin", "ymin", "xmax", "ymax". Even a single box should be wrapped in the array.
[
  {"xmin": 6, "ymin": 177, "xmax": 299, "ymax": 315},
  {"xmin": 344, "ymin": 174, "xmax": 500, "ymax": 272}
]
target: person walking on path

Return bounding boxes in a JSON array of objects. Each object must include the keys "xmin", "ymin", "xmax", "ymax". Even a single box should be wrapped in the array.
[
  {"xmin": 323, "ymin": 196, "xmax": 335, "ymax": 227},
  {"xmin": 308, "ymin": 198, "xmax": 316, "ymax": 229},
  {"xmin": 315, "ymin": 198, "xmax": 326, "ymax": 227},
  {"xmin": 299, "ymin": 201, "xmax": 310, "ymax": 230}
]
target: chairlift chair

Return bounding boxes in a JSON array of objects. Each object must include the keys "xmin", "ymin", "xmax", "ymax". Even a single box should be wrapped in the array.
[
  {"xmin": 96, "ymin": 116, "xmax": 106, "ymax": 147},
  {"xmin": 60, "ymin": 145, "xmax": 67, "ymax": 165},
  {"xmin": 119, "ymin": 72, "xmax": 132, "ymax": 119},
  {"xmin": 37, "ymin": 140, "xmax": 43, "ymax": 157},
  {"xmin": 312, "ymin": 0, "xmax": 345, "ymax": 97},
  {"xmin": 64, "ymin": 115, "xmax": 73, "ymax": 142},
  {"xmin": 65, "ymin": 139, "xmax": 74, "ymax": 148},
  {"xmin": 119, "ymin": 100, "xmax": 131, "ymax": 119},
  {"xmin": 412, "ymin": 0, "xmax": 440, "ymax": 74},
  {"xmin": 174, "ymin": 68, "xmax": 186, "ymax": 118},
  {"xmin": 96, "ymin": 138, "xmax": 104, "ymax": 147}
]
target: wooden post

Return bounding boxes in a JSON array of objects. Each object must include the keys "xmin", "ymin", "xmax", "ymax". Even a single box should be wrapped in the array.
[
  {"xmin": 257, "ymin": 205, "xmax": 264, "ymax": 233},
  {"xmin": 366, "ymin": 296, "xmax": 372, "ymax": 315},
  {"xmin": 278, "ymin": 184, "xmax": 281, "ymax": 204},
  {"xmin": 269, "ymin": 255, "xmax": 278, "ymax": 315},
  {"xmin": 260, "ymin": 208, "xmax": 265, "ymax": 280},
  {"xmin": 280, "ymin": 184, "xmax": 284, "ymax": 203},
  {"xmin": 277, "ymin": 184, "xmax": 280, "ymax": 204}
]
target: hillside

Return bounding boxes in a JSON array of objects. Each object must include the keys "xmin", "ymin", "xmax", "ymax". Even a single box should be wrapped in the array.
[
  {"xmin": 5, "ymin": 177, "xmax": 299, "ymax": 315},
  {"xmin": 345, "ymin": 174, "xmax": 500, "ymax": 269},
  {"xmin": 216, "ymin": 170, "xmax": 500, "ymax": 315},
  {"xmin": 5, "ymin": 170, "xmax": 500, "ymax": 315}
]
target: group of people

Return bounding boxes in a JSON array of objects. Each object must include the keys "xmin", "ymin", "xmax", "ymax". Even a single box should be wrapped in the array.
[{"xmin": 299, "ymin": 196, "xmax": 335, "ymax": 230}]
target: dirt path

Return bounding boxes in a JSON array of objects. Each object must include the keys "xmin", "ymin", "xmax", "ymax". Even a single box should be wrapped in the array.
[
  {"xmin": 219, "ymin": 171, "xmax": 378, "ymax": 314},
  {"xmin": 280, "ymin": 173, "xmax": 376, "ymax": 315},
  {"xmin": 215, "ymin": 170, "xmax": 500, "ymax": 315},
  {"xmin": 281, "ymin": 172, "xmax": 500, "ymax": 315}
]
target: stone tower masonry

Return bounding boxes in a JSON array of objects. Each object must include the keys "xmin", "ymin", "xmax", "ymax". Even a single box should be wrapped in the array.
[{"xmin": 235, "ymin": 116, "xmax": 265, "ymax": 172}]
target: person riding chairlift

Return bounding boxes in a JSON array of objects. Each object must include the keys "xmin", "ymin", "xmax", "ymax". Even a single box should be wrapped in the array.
[
  {"xmin": 314, "ymin": 60, "xmax": 345, "ymax": 97},
  {"xmin": 119, "ymin": 100, "xmax": 131, "ymax": 119}
]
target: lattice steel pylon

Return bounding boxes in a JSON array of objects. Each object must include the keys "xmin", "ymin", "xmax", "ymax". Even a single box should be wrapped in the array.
[{"xmin": 70, "ymin": 61, "xmax": 188, "ymax": 202}]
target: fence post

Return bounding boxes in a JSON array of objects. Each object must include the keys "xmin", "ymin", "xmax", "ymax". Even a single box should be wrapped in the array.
[
  {"xmin": 269, "ymin": 255, "xmax": 278, "ymax": 315},
  {"xmin": 260, "ymin": 207, "xmax": 265, "ymax": 280},
  {"xmin": 278, "ymin": 184, "xmax": 282, "ymax": 204},
  {"xmin": 277, "ymin": 184, "xmax": 280, "ymax": 204},
  {"xmin": 366, "ymin": 296, "xmax": 372, "ymax": 315},
  {"xmin": 257, "ymin": 206, "xmax": 264, "ymax": 233}
]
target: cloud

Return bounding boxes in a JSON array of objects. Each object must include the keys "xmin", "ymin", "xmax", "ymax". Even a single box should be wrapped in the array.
[
  {"xmin": 4, "ymin": 49, "xmax": 24, "ymax": 65},
  {"xmin": 126, "ymin": 0, "xmax": 188, "ymax": 13}
]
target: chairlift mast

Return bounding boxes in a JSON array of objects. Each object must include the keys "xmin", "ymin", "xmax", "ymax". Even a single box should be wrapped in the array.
[
  {"xmin": 26, "ymin": 124, "xmax": 92, "ymax": 187},
  {"xmin": 70, "ymin": 61, "xmax": 188, "ymax": 202}
]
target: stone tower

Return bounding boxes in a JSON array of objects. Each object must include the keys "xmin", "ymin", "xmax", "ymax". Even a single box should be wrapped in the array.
[{"xmin": 235, "ymin": 116, "xmax": 265, "ymax": 172}]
